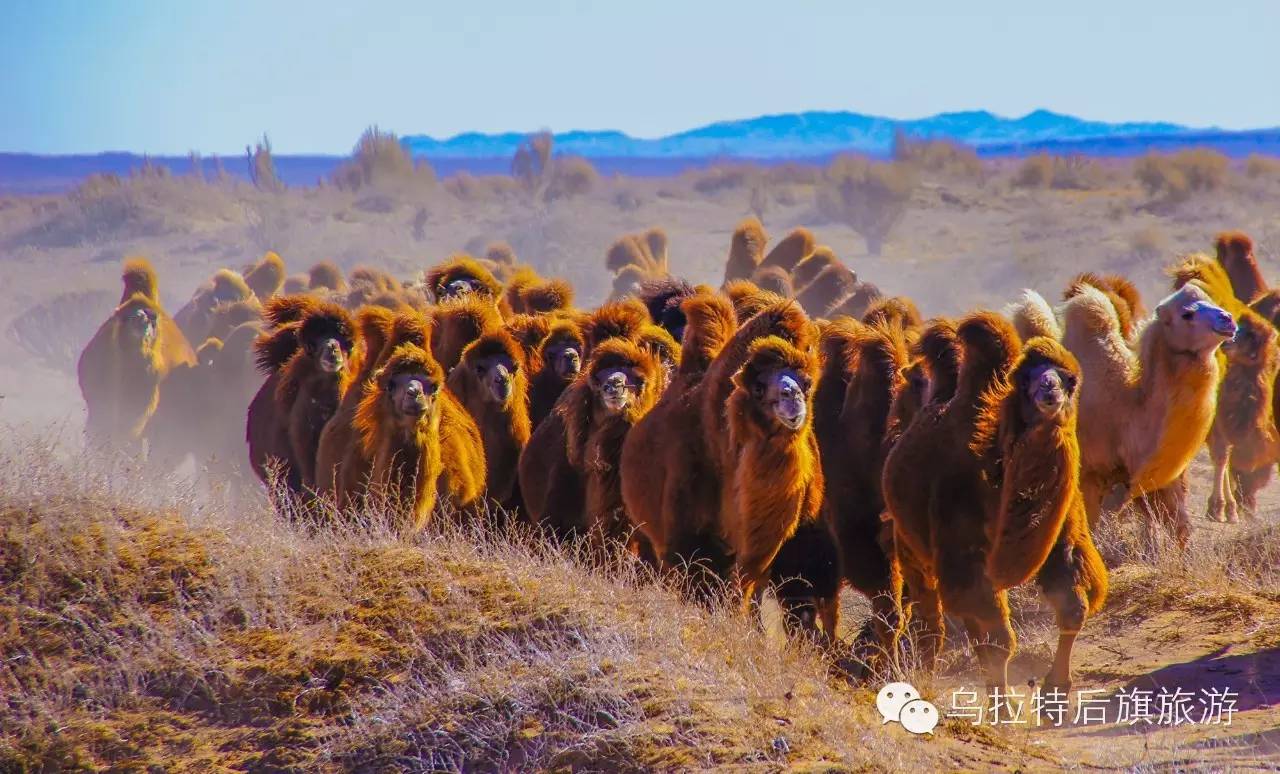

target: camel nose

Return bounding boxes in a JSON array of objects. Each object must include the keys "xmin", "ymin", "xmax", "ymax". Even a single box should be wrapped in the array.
[
  {"xmin": 603, "ymin": 372, "xmax": 626, "ymax": 396},
  {"xmin": 778, "ymin": 375, "xmax": 802, "ymax": 401},
  {"xmin": 447, "ymin": 279, "xmax": 473, "ymax": 297},
  {"xmin": 560, "ymin": 350, "xmax": 581, "ymax": 374},
  {"xmin": 405, "ymin": 380, "xmax": 423, "ymax": 397},
  {"xmin": 1213, "ymin": 310, "xmax": 1238, "ymax": 338}
]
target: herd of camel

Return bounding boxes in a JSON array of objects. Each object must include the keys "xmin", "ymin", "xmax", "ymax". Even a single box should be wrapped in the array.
[{"xmin": 75, "ymin": 220, "xmax": 1279, "ymax": 694}]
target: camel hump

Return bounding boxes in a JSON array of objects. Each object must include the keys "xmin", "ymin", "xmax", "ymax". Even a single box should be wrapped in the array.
[
  {"xmin": 1006, "ymin": 289, "xmax": 1061, "ymax": 342},
  {"xmin": 955, "ymin": 311, "xmax": 1020, "ymax": 398}
]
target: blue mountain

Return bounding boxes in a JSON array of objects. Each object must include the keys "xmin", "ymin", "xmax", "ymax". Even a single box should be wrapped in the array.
[{"xmin": 402, "ymin": 109, "xmax": 1202, "ymax": 159}]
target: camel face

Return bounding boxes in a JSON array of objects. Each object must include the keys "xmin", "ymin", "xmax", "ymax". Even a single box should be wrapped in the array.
[
  {"xmin": 389, "ymin": 372, "xmax": 437, "ymax": 423},
  {"xmin": 312, "ymin": 337, "xmax": 346, "ymax": 373},
  {"xmin": 1221, "ymin": 314, "xmax": 1274, "ymax": 366},
  {"xmin": 754, "ymin": 368, "xmax": 808, "ymax": 430},
  {"xmin": 1024, "ymin": 363, "xmax": 1076, "ymax": 421},
  {"xmin": 594, "ymin": 366, "xmax": 641, "ymax": 413},
  {"xmin": 1158, "ymin": 286, "xmax": 1237, "ymax": 353},
  {"xmin": 548, "ymin": 341, "xmax": 582, "ymax": 380},
  {"xmin": 470, "ymin": 353, "xmax": 516, "ymax": 406}
]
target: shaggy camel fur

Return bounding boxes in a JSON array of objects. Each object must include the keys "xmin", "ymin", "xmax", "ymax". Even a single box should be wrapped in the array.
[
  {"xmin": 722, "ymin": 336, "xmax": 823, "ymax": 615},
  {"xmin": 1065, "ymin": 272, "xmax": 1146, "ymax": 341},
  {"xmin": 623, "ymin": 294, "xmax": 818, "ymax": 616},
  {"xmin": 173, "ymin": 269, "xmax": 254, "ymax": 346},
  {"xmin": 826, "ymin": 281, "xmax": 883, "ymax": 320},
  {"xmin": 430, "ymin": 295, "xmax": 503, "ymax": 372},
  {"xmin": 504, "ymin": 267, "xmax": 575, "ymax": 316},
  {"xmin": 637, "ymin": 276, "xmax": 699, "ymax": 343},
  {"xmin": 816, "ymin": 320, "xmax": 911, "ymax": 657},
  {"xmin": 1216, "ymin": 231, "xmax": 1267, "ymax": 303},
  {"xmin": 313, "ymin": 306, "xmax": 403, "ymax": 499},
  {"xmin": 1207, "ymin": 309, "xmax": 1280, "ymax": 522},
  {"xmin": 246, "ymin": 297, "xmax": 360, "ymax": 494},
  {"xmin": 147, "ymin": 321, "xmax": 262, "ymax": 475},
  {"xmin": 351, "ymin": 343, "xmax": 485, "ymax": 532},
  {"xmin": 973, "ymin": 337, "xmax": 1107, "ymax": 693},
  {"xmin": 424, "ymin": 255, "xmax": 504, "ymax": 304},
  {"xmin": 760, "ymin": 227, "xmax": 816, "ymax": 273},
  {"xmin": 527, "ymin": 318, "xmax": 585, "ymax": 429},
  {"xmin": 795, "ymin": 264, "xmax": 857, "ymax": 318},
  {"xmin": 205, "ymin": 300, "xmax": 262, "ymax": 342},
  {"xmin": 120, "ymin": 256, "xmax": 158, "ymax": 303},
  {"xmin": 723, "ymin": 280, "xmax": 786, "ymax": 324},
  {"xmin": 885, "ymin": 319, "xmax": 962, "ymax": 448},
  {"xmin": 78, "ymin": 261, "xmax": 195, "ymax": 448},
  {"xmin": 307, "ymin": 261, "xmax": 346, "ymax": 293},
  {"xmin": 243, "ymin": 251, "xmax": 286, "ymax": 301},
  {"xmin": 722, "ymin": 217, "xmax": 768, "ymax": 285},
  {"xmin": 1057, "ymin": 283, "xmax": 1235, "ymax": 544},
  {"xmin": 622, "ymin": 292, "xmax": 739, "ymax": 588},
  {"xmin": 519, "ymin": 339, "xmax": 662, "ymax": 556},
  {"xmin": 446, "ymin": 330, "xmax": 531, "ymax": 516},
  {"xmin": 862, "ymin": 296, "xmax": 923, "ymax": 332},
  {"xmin": 883, "ymin": 313, "xmax": 1019, "ymax": 684},
  {"xmin": 751, "ymin": 266, "xmax": 795, "ymax": 298},
  {"xmin": 582, "ymin": 300, "xmax": 651, "ymax": 354},
  {"xmin": 790, "ymin": 246, "xmax": 839, "ymax": 290},
  {"xmin": 885, "ymin": 315, "xmax": 1105, "ymax": 691}
]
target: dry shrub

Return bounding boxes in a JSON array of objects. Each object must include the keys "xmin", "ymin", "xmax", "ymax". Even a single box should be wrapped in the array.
[
  {"xmin": 893, "ymin": 133, "xmax": 984, "ymax": 179},
  {"xmin": 512, "ymin": 131, "xmax": 554, "ymax": 192},
  {"xmin": 1133, "ymin": 149, "xmax": 1230, "ymax": 203},
  {"xmin": 446, "ymin": 172, "xmax": 521, "ymax": 201},
  {"xmin": 1012, "ymin": 154, "xmax": 1055, "ymax": 189},
  {"xmin": 10, "ymin": 175, "xmax": 171, "ymax": 247},
  {"xmin": 1129, "ymin": 225, "xmax": 1169, "ymax": 261},
  {"xmin": 246, "ymin": 134, "xmax": 283, "ymax": 192},
  {"xmin": 816, "ymin": 155, "xmax": 918, "ymax": 256},
  {"xmin": 0, "ymin": 434, "xmax": 945, "ymax": 772},
  {"xmin": 690, "ymin": 164, "xmax": 761, "ymax": 195},
  {"xmin": 1245, "ymin": 154, "xmax": 1280, "ymax": 180},
  {"xmin": 543, "ymin": 156, "xmax": 598, "ymax": 201},
  {"xmin": 332, "ymin": 126, "xmax": 433, "ymax": 192},
  {"xmin": 1012, "ymin": 153, "xmax": 1105, "ymax": 190},
  {"xmin": 764, "ymin": 163, "xmax": 820, "ymax": 186}
]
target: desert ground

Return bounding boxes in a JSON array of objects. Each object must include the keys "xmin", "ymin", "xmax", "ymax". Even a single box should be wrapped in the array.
[{"xmin": 2, "ymin": 145, "xmax": 1280, "ymax": 771}]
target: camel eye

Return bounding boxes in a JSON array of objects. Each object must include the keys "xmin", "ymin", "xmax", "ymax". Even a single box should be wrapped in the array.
[{"xmin": 1181, "ymin": 310, "xmax": 1194, "ymax": 320}]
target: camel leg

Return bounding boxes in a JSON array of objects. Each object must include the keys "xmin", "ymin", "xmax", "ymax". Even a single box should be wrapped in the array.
[
  {"xmin": 1234, "ymin": 466, "xmax": 1272, "ymax": 520},
  {"xmin": 1151, "ymin": 475, "xmax": 1192, "ymax": 550},
  {"xmin": 816, "ymin": 595, "xmax": 839, "ymax": 647},
  {"xmin": 940, "ymin": 556, "xmax": 1013, "ymax": 691},
  {"xmin": 964, "ymin": 594, "xmax": 1014, "ymax": 691},
  {"xmin": 1080, "ymin": 474, "xmax": 1107, "ymax": 529},
  {"xmin": 1207, "ymin": 435, "xmax": 1232, "ymax": 523},
  {"xmin": 1035, "ymin": 538, "xmax": 1091, "ymax": 696},
  {"xmin": 899, "ymin": 563, "xmax": 943, "ymax": 674}
]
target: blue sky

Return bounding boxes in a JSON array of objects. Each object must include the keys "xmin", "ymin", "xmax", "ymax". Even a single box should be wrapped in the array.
[{"xmin": 3, "ymin": 0, "xmax": 1278, "ymax": 154}]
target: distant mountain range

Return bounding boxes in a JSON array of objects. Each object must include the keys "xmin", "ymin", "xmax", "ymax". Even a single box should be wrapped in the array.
[
  {"xmin": 3, "ymin": 110, "xmax": 1279, "ymax": 195},
  {"xmin": 402, "ymin": 109, "xmax": 1222, "ymax": 159}
]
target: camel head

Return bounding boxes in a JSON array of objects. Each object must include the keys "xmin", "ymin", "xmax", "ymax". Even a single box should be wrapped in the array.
[
  {"xmin": 1157, "ymin": 284, "xmax": 1237, "ymax": 354},
  {"xmin": 1022, "ymin": 362, "xmax": 1076, "ymax": 422},
  {"xmin": 1221, "ymin": 309, "xmax": 1276, "ymax": 367}
]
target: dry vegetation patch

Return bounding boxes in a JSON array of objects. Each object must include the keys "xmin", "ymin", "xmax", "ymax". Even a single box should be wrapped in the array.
[{"xmin": 0, "ymin": 436, "xmax": 956, "ymax": 772}]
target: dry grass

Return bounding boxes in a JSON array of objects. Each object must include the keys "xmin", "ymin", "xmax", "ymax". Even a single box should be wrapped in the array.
[{"xmin": 0, "ymin": 432, "xmax": 952, "ymax": 772}]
